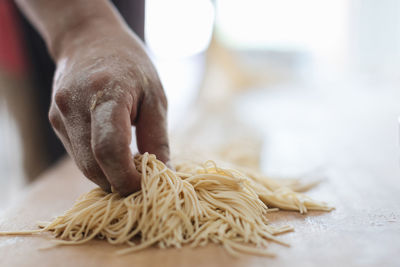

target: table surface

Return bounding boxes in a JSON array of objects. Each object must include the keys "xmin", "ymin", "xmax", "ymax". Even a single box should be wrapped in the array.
[{"xmin": 1, "ymin": 83, "xmax": 400, "ymax": 267}]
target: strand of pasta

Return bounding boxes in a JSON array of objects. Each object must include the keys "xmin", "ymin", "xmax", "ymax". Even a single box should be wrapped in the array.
[{"xmin": 0, "ymin": 153, "xmax": 333, "ymax": 256}]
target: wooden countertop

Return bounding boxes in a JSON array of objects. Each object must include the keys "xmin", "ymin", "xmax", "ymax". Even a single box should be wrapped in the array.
[
  {"xmin": 1, "ymin": 85, "xmax": 400, "ymax": 267},
  {"xmin": 0, "ymin": 154, "xmax": 399, "ymax": 267}
]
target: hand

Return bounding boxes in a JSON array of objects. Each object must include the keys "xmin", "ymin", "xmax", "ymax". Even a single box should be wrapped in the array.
[{"xmin": 48, "ymin": 20, "xmax": 169, "ymax": 196}]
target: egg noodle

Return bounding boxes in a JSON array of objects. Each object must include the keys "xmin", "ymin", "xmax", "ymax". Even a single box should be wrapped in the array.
[{"xmin": 0, "ymin": 153, "xmax": 333, "ymax": 256}]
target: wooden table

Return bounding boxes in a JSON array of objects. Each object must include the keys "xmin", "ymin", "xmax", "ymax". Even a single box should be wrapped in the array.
[{"xmin": 1, "ymin": 83, "xmax": 400, "ymax": 267}]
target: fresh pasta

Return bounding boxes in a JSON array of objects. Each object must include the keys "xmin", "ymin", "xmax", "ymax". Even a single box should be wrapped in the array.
[{"xmin": 0, "ymin": 153, "xmax": 333, "ymax": 256}]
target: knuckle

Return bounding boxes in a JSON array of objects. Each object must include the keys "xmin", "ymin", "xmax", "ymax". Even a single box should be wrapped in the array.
[
  {"xmin": 48, "ymin": 109, "xmax": 57, "ymax": 125},
  {"xmin": 87, "ymin": 71, "xmax": 113, "ymax": 90},
  {"xmin": 151, "ymin": 79, "xmax": 168, "ymax": 109},
  {"xmin": 48, "ymin": 108, "xmax": 61, "ymax": 129},
  {"xmin": 159, "ymin": 90, "xmax": 168, "ymax": 110},
  {"xmin": 150, "ymin": 84, "xmax": 168, "ymax": 111},
  {"xmin": 145, "ymin": 87, "xmax": 168, "ymax": 112},
  {"xmin": 54, "ymin": 89, "xmax": 71, "ymax": 114}
]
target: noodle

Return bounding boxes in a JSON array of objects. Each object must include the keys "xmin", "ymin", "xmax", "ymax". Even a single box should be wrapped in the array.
[{"xmin": 0, "ymin": 153, "xmax": 333, "ymax": 256}]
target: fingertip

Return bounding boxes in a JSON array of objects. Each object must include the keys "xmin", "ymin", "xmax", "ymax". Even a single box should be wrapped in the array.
[
  {"xmin": 135, "ymin": 95, "xmax": 170, "ymax": 167},
  {"xmin": 108, "ymin": 163, "xmax": 142, "ymax": 197},
  {"xmin": 137, "ymin": 137, "xmax": 170, "ymax": 165},
  {"xmin": 98, "ymin": 182, "xmax": 112, "ymax": 194},
  {"xmin": 155, "ymin": 144, "xmax": 171, "ymax": 165}
]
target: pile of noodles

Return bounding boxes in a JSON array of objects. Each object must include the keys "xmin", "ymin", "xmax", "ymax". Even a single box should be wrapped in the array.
[{"xmin": 1, "ymin": 153, "xmax": 333, "ymax": 256}]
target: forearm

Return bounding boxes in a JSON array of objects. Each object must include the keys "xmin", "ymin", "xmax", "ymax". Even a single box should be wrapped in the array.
[{"xmin": 15, "ymin": 0, "xmax": 126, "ymax": 60}]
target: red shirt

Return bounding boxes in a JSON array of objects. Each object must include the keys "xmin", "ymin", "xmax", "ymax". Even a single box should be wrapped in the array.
[{"xmin": 0, "ymin": 0, "xmax": 28, "ymax": 77}]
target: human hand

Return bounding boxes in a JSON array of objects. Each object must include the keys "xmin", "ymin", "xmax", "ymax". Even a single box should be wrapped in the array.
[{"xmin": 48, "ymin": 19, "xmax": 169, "ymax": 196}]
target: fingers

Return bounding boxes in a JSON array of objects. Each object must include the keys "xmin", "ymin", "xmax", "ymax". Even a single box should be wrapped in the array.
[
  {"xmin": 135, "ymin": 92, "xmax": 170, "ymax": 165},
  {"xmin": 50, "ymin": 78, "xmax": 169, "ymax": 197},
  {"xmin": 48, "ymin": 106, "xmax": 73, "ymax": 156},
  {"xmin": 63, "ymin": 115, "xmax": 112, "ymax": 192},
  {"xmin": 91, "ymin": 99, "xmax": 142, "ymax": 196},
  {"xmin": 52, "ymin": 92, "xmax": 111, "ymax": 192}
]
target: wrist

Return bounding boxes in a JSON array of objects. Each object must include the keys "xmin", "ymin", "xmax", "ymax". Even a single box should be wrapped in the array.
[{"xmin": 50, "ymin": 15, "xmax": 124, "ymax": 61}]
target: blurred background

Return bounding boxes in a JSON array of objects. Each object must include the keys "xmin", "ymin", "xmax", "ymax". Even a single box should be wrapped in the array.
[{"xmin": 1, "ymin": 0, "xmax": 400, "ymax": 211}]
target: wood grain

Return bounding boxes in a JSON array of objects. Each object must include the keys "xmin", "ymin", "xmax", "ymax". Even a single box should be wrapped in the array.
[
  {"xmin": 1, "ymin": 84, "xmax": 400, "ymax": 267},
  {"xmin": 0, "ymin": 154, "xmax": 399, "ymax": 267}
]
